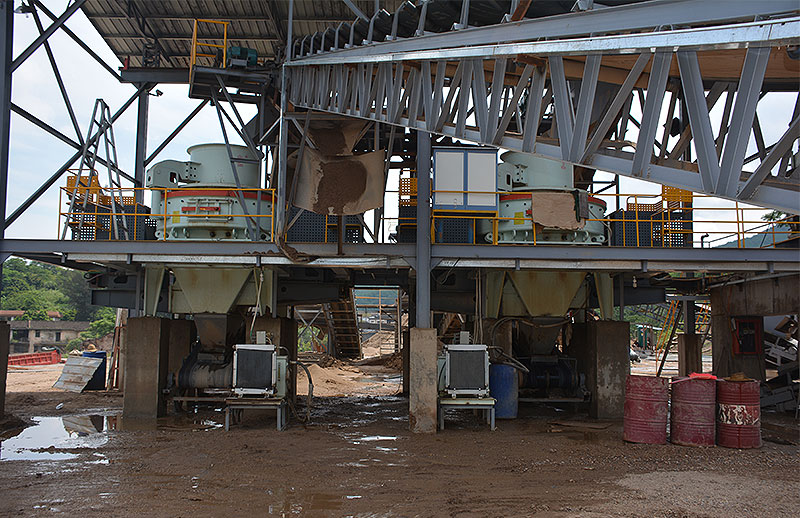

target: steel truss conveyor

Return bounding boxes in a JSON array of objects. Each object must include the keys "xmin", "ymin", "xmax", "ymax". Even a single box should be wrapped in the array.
[{"xmin": 284, "ymin": 0, "xmax": 800, "ymax": 214}]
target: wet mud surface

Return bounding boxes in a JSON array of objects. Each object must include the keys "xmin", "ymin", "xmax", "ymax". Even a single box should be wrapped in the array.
[{"xmin": 1, "ymin": 367, "xmax": 798, "ymax": 517}]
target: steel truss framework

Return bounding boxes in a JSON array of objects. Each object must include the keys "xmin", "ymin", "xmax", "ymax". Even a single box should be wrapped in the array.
[
  {"xmin": 0, "ymin": 0, "xmax": 797, "ymax": 277},
  {"xmin": 287, "ymin": 7, "xmax": 800, "ymax": 214}
]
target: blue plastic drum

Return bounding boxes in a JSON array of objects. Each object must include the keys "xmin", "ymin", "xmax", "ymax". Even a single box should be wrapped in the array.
[
  {"xmin": 490, "ymin": 363, "xmax": 518, "ymax": 419},
  {"xmin": 82, "ymin": 351, "xmax": 107, "ymax": 391}
]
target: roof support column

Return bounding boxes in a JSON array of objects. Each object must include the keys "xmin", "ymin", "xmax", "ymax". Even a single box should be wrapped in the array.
[
  {"xmin": 0, "ymin": 1, "xmax": 11, "ymax": 418},
  {"xmin": 0, "ymin": 0, "xmax": 12, "ymax": 257},
  {"xmin": 415, "ymin": 131, "xmax": 431, "ymax": 328},
  {"xmin": 134, "ymin": 85, "xmax": 151, "ymax": 204}
]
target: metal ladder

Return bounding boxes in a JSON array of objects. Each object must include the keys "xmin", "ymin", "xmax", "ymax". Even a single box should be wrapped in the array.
[
  {"xmin": 654, "ymin": 300, "xmax": 681, "ymax": 353},
  {"xmin": 324, "ymin": 293, "xmax": 363, "ymax": 359},
  {"xmin": 62, "ymin": 99, "xmax": 129, "ymax": 241}
]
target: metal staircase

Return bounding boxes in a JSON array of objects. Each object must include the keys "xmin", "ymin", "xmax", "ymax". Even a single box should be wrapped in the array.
[
  {"xmin": 654, "ymin": 300, "xmax": 682, "ymax": 353},
  {"xmin": 438, "ymin": 312, "xmax": 464, "ymax": 344},
  {"xmin": 325, "ymin": 295, "xmax": 363, "ymax": 359},
  {"xmin": 62, "ymin": 99, "xmax": 129, "ymax": 241}
]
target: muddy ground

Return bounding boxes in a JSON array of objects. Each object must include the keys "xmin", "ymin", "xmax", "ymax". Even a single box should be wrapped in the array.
[{"xmin": 1, "ymin": 363, "xmax": 798, "ymax": 517}]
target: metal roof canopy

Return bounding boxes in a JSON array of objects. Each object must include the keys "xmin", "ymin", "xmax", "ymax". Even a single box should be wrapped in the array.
[{"xmin": 80, "ymin": 0, "xmax": 407, "ymax": 69}]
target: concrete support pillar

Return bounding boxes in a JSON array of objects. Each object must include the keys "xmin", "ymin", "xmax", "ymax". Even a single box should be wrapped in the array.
[
  {"xmin": 167, "ymin": 319, "xmax": 194, "ymax": 379},
  {"xmin": 409, "ymin": 327, "xmax": 437, "ymax": 433},
  {"xmin": 677, "ymin": 333, "xmax": 702, "ymax": 376},
  {"xmin": 401, "ymin": 329, "xmax": 410, "ymax": 396},
  {"xmin": 117, "ymin": 310, "xmax": 128, "ymax": 391},
  {"xmin": 566, "ymin": 320, "xmax": 629, "ymax": 419},
  {"xmin": 123, "ymin": 317, "xmax": 170, "ymax": 419},
  {"xmin": 0, "ymin": 321, "xmax": 9, "ymax": 416}
]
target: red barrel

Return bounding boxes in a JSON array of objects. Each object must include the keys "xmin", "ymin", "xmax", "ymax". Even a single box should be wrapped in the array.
[
  {"xmin": 670, "ymin": 377, "xmax": 716, "ymax": 446},
  {"xmin": 716, "ymin": 379, "xmax": 761, "ymax": 448},
  {"xmin": 624, "ymin": 375, "xmax": 669, "ymax": 444}
]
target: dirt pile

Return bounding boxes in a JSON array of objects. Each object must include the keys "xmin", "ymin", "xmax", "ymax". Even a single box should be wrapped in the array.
[
  {"xmin": 383, "ymin": 352, "xmax": 402, "ymax": 371},
  {"xmin": 317, "ymin": 354, "xmax": 344, "ymax": 368},
  {"xmin": 296, "ymin": 362, "xmax": 397, "ymax": 398},
  {"xmin": 360, "ymin": 330, "xmax": 397, "ymax": 358}
]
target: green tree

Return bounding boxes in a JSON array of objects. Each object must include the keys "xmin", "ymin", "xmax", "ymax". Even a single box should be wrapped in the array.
[
  {"xmin": 3, "ymin": 289, "xmax": 63, "ymax": 314},
  {"xmin": 762, "ymin": 210, "xmax": 787, "ymax": 222},
  {"xmin": 1, "ymin": 258, "xmax": 98, "ymax": 321},
  {"xmin": 60, "ymin": 269, "xmax": 96, "ymax": 321},
  {"xmin": 22, "ymin": 309, "xmax": 49, "ymax": 321},
  {"xmin": 81, "ymin": 307, "xmax": 117, "ymax": 341}
]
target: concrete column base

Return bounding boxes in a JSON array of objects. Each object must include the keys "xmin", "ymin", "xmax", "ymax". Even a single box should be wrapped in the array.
[
  {"xmin": 123, "ymin": 317, "xmax": 170, "ymax": 419},
  {"xmin": 409, "ymin": 328, "xmax": 437, "ymax": 433},
  {"xmin": 566, "ymin": 320, "xmax": 629, "ymax": 419},
  {"xmin": 677, "ymin": 333, "xmax": 702, "ymax": 376},
  {"xmin": 0, "ymin": 322, "xmax": 9, "ymax": 416},
  {"xmin": 401, "ymin": 330, "xmax": 410, "ymax": 396}
]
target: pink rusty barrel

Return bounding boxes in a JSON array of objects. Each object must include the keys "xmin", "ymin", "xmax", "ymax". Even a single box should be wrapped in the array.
[
  {"xmin": 716, "ymin": 379, "xmax": 761, "ymax": 449},
  {"xmin": 624, "ymin": 375, "xmax": 669, "ymax": 444},
  {"xmin": 670, "ymin": 377, "xmax": 716, "ymax": 446}
]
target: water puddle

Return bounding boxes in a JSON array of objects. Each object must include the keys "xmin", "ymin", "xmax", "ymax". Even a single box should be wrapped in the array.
[
  {"xmin": 359, "ymin": 374, "xmax": 402, "ymax": 383},
  {"xmin": 352, "ymin": 435, "xmax": 398, "ymax": 443},
  {"xmin": 0, "ymin": 416, "xmax": 109, "ymax": 461},
  {"xmin": 265, "ymin": 489, "xmax": 363, "ymax": 515}
]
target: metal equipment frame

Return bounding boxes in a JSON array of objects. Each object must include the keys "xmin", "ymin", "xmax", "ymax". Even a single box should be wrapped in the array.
[{"xmin": 0, "ymin": 0, "xmax": 797, "ymax": 352}]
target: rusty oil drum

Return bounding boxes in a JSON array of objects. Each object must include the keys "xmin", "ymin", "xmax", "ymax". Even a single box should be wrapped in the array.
[
  {"xmin": 670, "ymin": 377, "xmax": 716, "ymax": 446},
  {"xmin": 623, "ymin": 375, "xmax": 669, "ymax": 444},
  {"xmin": 716, "ymin": 379, "xmax": 761, "ymax": 449}
]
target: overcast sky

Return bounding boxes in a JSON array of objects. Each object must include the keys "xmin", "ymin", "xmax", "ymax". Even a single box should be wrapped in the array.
[{"xmin": 4, "ymin": 1, "xmax": 793, "ymax": 245}]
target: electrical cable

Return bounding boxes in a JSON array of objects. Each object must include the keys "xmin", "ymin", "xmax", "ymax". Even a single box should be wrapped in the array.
[
  {"xmin": 488, "ymin": 316, "xmax": 569, "ymax": 346},
  {"xmin": 249, "ymin": 267, "xmax": 264, "ymax": 342},
  {"xmin": 487, "ymin": 346, "xmax": 530, "ymax": 374}
]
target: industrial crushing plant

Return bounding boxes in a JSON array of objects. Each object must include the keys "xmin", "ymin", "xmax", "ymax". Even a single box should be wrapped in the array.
[{"xmin": 0, "ymin": 0, "xmax": 798, "ymax": 432}]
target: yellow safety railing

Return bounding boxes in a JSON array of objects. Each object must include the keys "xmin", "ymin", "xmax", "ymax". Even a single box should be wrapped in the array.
[
  {"xmin": 425, "ymin": 189, "xmax": 799, "ymax": 248},
  {"xmin": 58, "ymin": 172, "xmax": 798, "ymax": 249},
  {"xmin": 190, "ymin": 19, "xmax": 229, "ymax": 77},
  {"xmin": 60, "ymin": 176, "xmax": 275, "ymax": 242}
]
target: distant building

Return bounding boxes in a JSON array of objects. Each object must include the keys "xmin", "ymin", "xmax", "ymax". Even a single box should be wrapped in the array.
[
  {"xmin": 8, "ymin": 320, "xmax": 90, "ymax": 354},
  {"xmin": 0, "ymin": 310, "xmax": 63, "ymax": 321}
]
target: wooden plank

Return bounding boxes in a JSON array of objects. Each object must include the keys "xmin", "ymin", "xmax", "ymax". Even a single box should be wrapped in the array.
[{"xmin": 53, "ymin": 356, "xmax": 102, "ymax": 393}]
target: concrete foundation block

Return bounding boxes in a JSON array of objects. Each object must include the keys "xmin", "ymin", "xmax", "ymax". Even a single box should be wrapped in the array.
[
  {"xmin": 409, "ymin": 328, "xmax": 437, "ymax": 433},
  {"xmin": 123, "ymin": 317, "xmax": 170, "ymax": 419},
  {"xmin": 566, "ymin": 320, "xmax": 629, "ymax": 419},
  {"xmin": 402, "ymin": 330, "xmax": 410, "ymax": 396},
  {"xmin": 677, "ymin": 333, "xmax": 702, "ymax": 376},
  {"xmin": 0, "ymin": 322, "xmax": 9, "ymax": 416}
]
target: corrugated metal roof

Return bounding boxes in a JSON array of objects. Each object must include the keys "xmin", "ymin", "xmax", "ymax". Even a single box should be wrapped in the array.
[
  {"xmin": 81, "ymin": 0, "xmax": 404, "ymax": 68},
  {"xmin": 10, "ymin": 321, "xmax": 91, "ymax": 331},
  {"xmin": 81, "ymin": 1, "xmax": 647, "ymax": 68}
]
